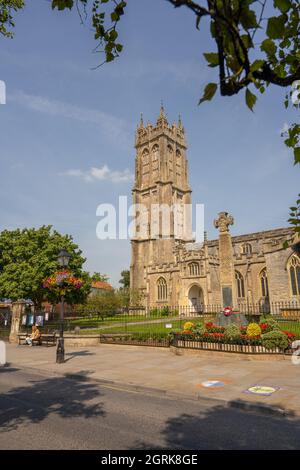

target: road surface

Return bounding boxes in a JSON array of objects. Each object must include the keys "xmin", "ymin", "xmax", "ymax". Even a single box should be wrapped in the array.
[{"xmin": 1, "ymin": 366, "xmax": 300, "ymax": 450}]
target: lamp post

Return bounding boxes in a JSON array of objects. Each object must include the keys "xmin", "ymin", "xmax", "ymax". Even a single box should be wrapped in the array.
[{"xmin": 56, "ymin": 249, "xmax": 71, "ymax": 364}]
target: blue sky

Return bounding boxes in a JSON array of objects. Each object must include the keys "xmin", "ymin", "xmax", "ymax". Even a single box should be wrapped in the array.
[{"xmin": 0, "ymin": 0, "xmax": 298, "ymax": 286}]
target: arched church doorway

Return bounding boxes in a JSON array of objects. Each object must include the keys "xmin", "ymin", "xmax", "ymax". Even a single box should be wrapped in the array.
[{"xmin": 188, "ymin": 285, "xmax": 204, "ymax": 314}]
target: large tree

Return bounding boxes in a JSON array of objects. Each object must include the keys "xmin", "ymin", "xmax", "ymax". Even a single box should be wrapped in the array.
[
  {"xmin": 90, "ymin": 272, "xmax": 109, "ymax": 282},
  {"xmin": 0, "ymin": 225, "xmax": 88, "ymax": 306},
  {"xmin": 119, "ymin": 269, "xmax": 130, "ymax": 289},
  {"xmin": 1, "ymin": 0, "xmax": 299, "ymax": 230}
]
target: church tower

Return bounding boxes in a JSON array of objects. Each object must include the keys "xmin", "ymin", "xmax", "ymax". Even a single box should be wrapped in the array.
[{"xmin": 130, "ymin": 106, "xmax": 192, "ymax": 300}]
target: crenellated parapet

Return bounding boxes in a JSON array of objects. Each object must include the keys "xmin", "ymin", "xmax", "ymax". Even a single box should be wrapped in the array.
[{"xmin": 135, "ymin": 105, "xmax": 187, "ymax": 149}]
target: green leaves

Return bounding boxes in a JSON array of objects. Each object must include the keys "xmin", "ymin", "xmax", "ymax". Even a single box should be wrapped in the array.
[
  {"xmin": 51, "ymin": 0, "xmax": 126, "ymax": 64},
  {"xmin": 52, "ymin": 0, "xmax": 74, "ymax": 10},
  {"xmin": 240, "ymin": 6, "xmax": 257, "ymax": 29},
  {"xmin": 294, "ymin": 147, "xmax": 300, "ymax": 164},
  {"xmin": 0, "ymin": 0, "xmax": 25, "ymax": 38},
  {"xmin": 274, "ymin": 0, "xmax": 291, "ymax": 13},
  {"xmin": 245, "ymin": 88, "xmax": 257, "ymax": 111},
  {"xmin": 267, "ymin": 15, "xmax": 287, "ymax": 39},
  {"xmin": 0, "ymin": 226, "xmax": 87, "ymax": 305},
  {"xmin": 203, "ymin": 52, "xmax": 219, "ymax": 67},
  {"xmin": 288, "ymin": 196, "xmax": 300, "ymax": 233},
  {"xmin": 250, "ymin": 60, "xmax": 264, "ymax": 72},
  {"xmin": 199, "ymin": 83, "xmax": 218, "ymax": 105},
  {"xmin": 261, "ymin": 39, "xmax": 277, "ymax": 57}
]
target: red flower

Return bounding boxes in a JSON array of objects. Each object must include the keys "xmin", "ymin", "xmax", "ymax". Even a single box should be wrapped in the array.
[{"xmin": 283, "ymin": 331, "xmax": 296, "ymax": 339}]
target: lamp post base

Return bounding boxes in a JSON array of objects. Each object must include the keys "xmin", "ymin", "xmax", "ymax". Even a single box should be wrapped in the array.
[{"xmin": 56, "ymin": 337, "xmax": 65, "ymax": 364}]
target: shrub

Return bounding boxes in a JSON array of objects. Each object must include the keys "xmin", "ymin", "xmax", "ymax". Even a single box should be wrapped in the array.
[
  {"xmin": 160, "ymin": 306, "xmax": 171, "ymax": 317},
  {"xmin": 261, "ymin": 330, "xmax": 289, "ymax": 350},
  {"xmin": 224, "ymin": 324, "xmax": 241, "ymax": 341},
  {"xmin": 149, "ymin": 308, "xmax": 160, "ymax": 317},
  {"xmin": 246, "ymin": 323, "xmax": 262, "ymax": 337},
  {"xmin": 259, "ymin": 323, "xmax": 274, "ymax": 333},
  {"xmin": 194, "ymin": 322, "xmax": 205, "ymax": 335},
  {"xmin": 265, "ymin": 318, "xmax": 280, "ymax": 331}
]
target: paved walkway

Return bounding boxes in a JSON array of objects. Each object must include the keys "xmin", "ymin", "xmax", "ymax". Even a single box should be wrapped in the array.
[{"xmin": 4, "ymin": 343, "xmax": 300, "ymax": 416}]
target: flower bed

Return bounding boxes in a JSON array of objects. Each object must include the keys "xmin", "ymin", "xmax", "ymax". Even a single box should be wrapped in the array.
[{"xmin": 172, "ymin": 319, "xmax": 298, "ymax": 354}]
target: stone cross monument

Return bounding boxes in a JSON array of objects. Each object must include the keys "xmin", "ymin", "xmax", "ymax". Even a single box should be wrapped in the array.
[{"xmin": 214, "ymin": 212, "xmax": 236, "ymax": 307}]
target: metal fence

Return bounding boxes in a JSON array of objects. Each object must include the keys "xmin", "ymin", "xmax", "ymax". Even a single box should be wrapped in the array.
[{"xmin": 11, "ymin": 299, "xmax": 300, "ymax": 346}]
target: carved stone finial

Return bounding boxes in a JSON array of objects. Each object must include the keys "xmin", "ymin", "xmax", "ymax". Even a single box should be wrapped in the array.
[
  {"xmin": 214, "ymin": 212, "xmax": 234, "ymax": 233},
  {"xmin": 178, "ymin": 113, "xmax": 182, "ymax": 128},
  {"xmin": 157, "ymin": 102, "xmax": 168, "ymax": 125},
  {"xmin": 139, "ymin": 113, "xmax": 144, "ymax": 128}
]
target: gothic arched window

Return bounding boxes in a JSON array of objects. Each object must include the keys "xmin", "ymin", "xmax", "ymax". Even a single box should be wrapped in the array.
[
  {"xmin": 152, "ymin": 144, "xmax": 159, "ymax": 161},
  {"xmin": 142, "ymin": 148, "xmax": 149, "ymax": 163},
  {"xmin": 157, "ymin": 277, "xmax": 167, "ymax": 301},
  {"xmin": 242, "ymin": 243, "xmax": 252, "ymax": 255},
  {"xmin": 288, "ymin": 254, "xmax": 300, "ymax": 296},
  {"xmin": 260, "ymin": 268, "xmax": 269, "ymax": 298},
  {"xmin": 235, "ymin": 271, "xmax": 245, "ymax": 298},
  {"xmin": 189, "ymin": 262, "xmax": 200, "ymax": 276}
]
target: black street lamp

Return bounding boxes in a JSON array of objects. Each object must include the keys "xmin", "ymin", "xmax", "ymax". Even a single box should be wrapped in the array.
[{"xmin": 56, "ymin": 249, "xmax": 71, "ymax": 364}]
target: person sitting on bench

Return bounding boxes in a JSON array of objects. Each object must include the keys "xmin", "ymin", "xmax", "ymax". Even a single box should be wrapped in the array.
[{"xmin": 25, "ymin": 325, "xmax": 41, "ymax": 346}]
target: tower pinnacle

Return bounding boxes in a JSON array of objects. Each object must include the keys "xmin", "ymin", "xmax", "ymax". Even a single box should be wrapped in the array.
[{"xmin": 157, "ymin": 102, "xmax": 168, "ymax": 126}]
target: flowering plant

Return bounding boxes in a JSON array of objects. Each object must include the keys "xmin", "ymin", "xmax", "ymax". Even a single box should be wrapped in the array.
[
  {"xmin": 205, "ymin": 323, "xmax": 225, "ymax": 333},
  {"xmin": 246, "ymin": 322, "xmax": 262, "ymax": 337},
  {"xmin": 43, "ymin": 270, "xmax": 83, "ymax": 293},
  {"xmin": 183, "ymin": 321, "xmax": 195, "ymax": 331},
  {"xmin": 283, "ymin": 331, "xmax": 296, "ymax": 340}
]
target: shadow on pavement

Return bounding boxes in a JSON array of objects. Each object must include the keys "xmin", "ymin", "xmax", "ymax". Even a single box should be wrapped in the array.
[
  {"xmin": 135, "ymin": 399, "xmax": 300, "ymax": 450},
  {"xmin": 0, "ymin": 365, "xmax": 19, "ymax": 373},
  {"xmin": 0, "ymin": 369, "xmax": 105, "ymax": 433},
  {"xmin": 64, "ymin": 350, "xmax": 95, "ymax": 363}
]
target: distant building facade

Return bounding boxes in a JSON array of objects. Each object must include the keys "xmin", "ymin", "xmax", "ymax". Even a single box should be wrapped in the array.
[
  {"xmin": 130, "ymin": 107, "xmax": 300, "ymax": 310},
  {"xmin": 90, "ymin": 281, "xmax": 113, "ymax": 296}
]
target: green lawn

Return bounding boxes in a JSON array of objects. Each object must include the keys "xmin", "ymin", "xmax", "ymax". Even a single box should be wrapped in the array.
[
  {"xmin": 79, "ymin": 318, "xmax": 300, "ymax": 339},
  {"xmin": 277, "ymin": 320, "xmax": 300, "ymax": 337},
  {"xmin": 80, "ymin": 317, "xmax": 211, "ymax": 335}
]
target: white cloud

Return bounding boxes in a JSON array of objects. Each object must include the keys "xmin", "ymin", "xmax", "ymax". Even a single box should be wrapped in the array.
[
  {"xmin": 63, "ymin": 164, "xmax": 134, "ymax": 183},
  {"xmin": 9, "ymin": 90, "xmax": 130, "ymax": 146}
]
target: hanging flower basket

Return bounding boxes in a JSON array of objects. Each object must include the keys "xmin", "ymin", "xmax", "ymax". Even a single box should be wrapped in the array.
[{"xmin": 43, "ymin": 270, "xmax": 83, "ymax": 294}]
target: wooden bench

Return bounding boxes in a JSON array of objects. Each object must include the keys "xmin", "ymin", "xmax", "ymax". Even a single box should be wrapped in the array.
[{"xmin": 18, "ymin": 333, "xmax": 56, "ymax": 347}]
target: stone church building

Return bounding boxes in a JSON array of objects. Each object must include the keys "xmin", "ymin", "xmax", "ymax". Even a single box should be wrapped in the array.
[{"xmin": 130, "ymin": 106, "xmax": 300, "ymax": 311}]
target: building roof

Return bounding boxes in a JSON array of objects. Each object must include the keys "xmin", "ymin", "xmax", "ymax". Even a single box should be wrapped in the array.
[
  {"xmin": 207, "ymin": 227, "xmax": 294, "ymax": 246},
  {"xmin": 91, "ymin": 281, "xmax": 113, "ymax": 290}
]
